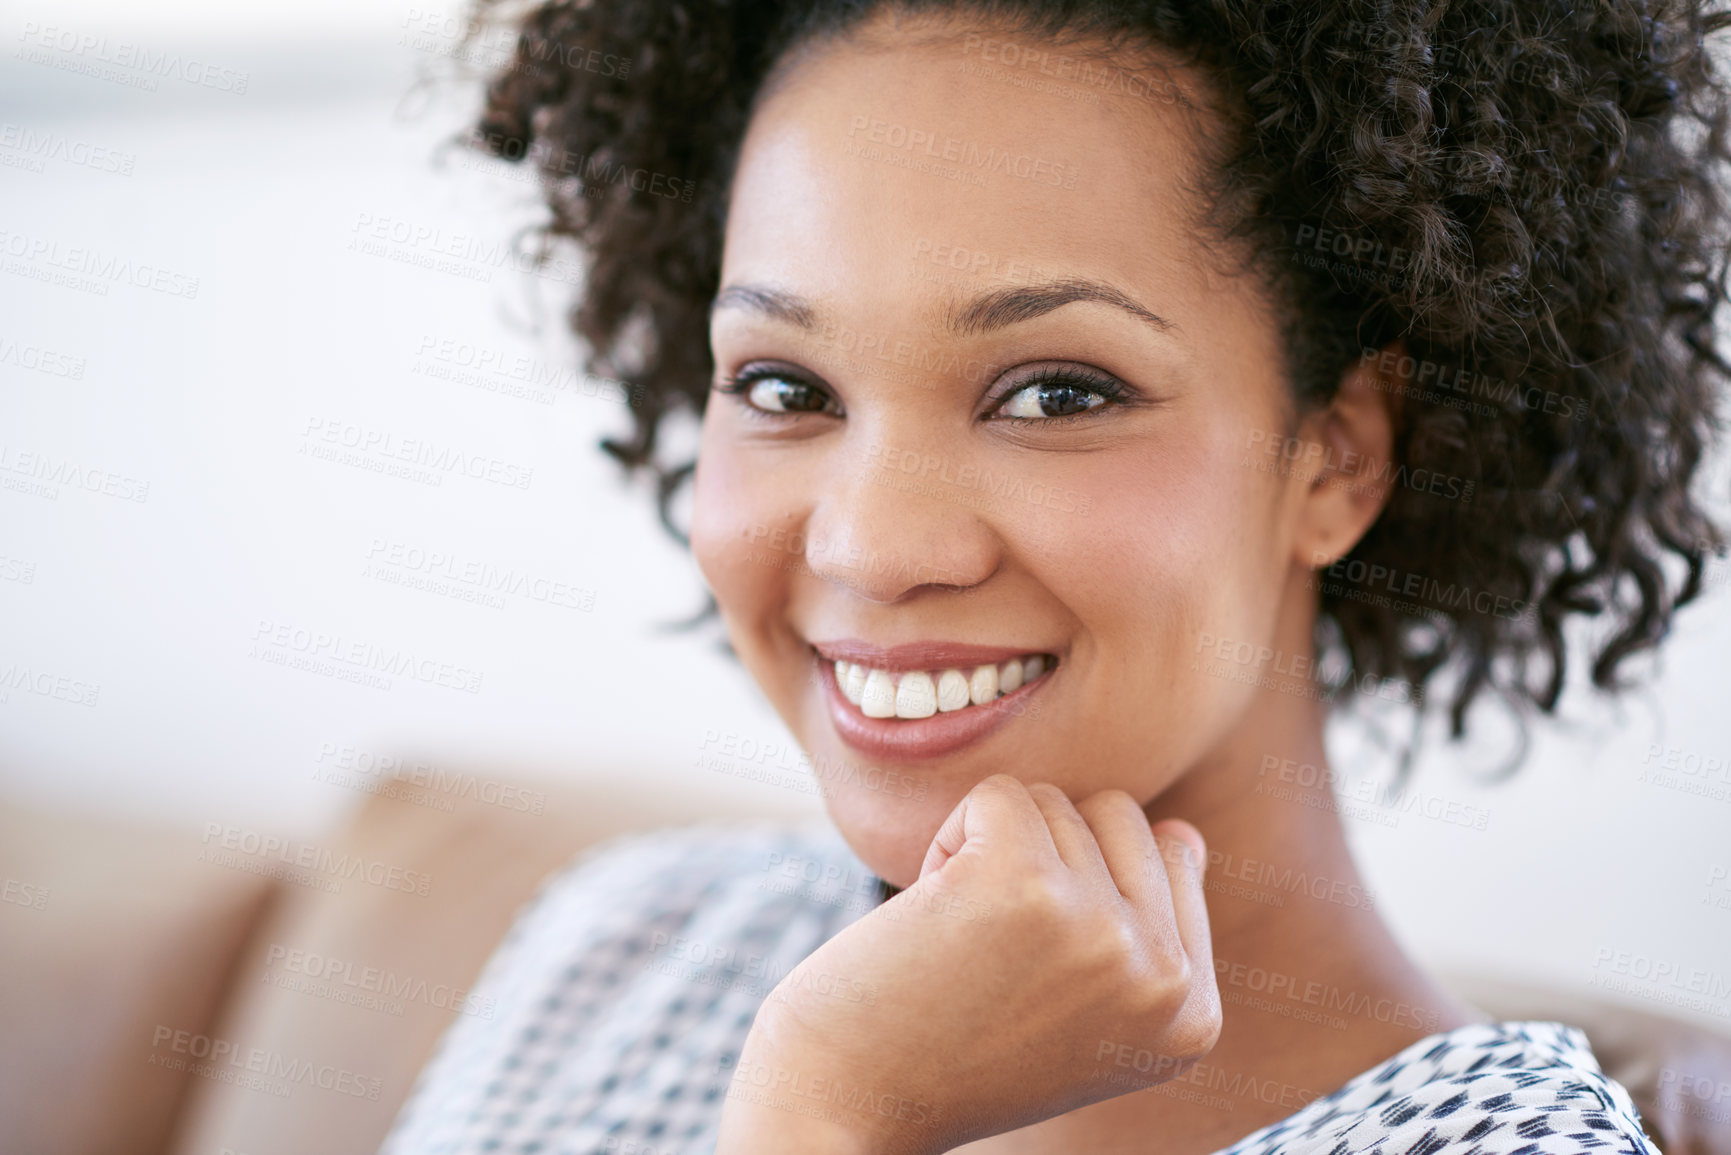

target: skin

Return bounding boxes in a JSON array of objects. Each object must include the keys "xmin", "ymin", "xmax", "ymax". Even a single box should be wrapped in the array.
[{"xmin": 689, "ymin": 9, "xmax": 1484, "ymax": 1153}]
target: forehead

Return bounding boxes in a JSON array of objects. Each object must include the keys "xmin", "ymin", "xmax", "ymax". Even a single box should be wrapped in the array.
[{"xmin": 719, "ymin": 20, "xmax": 1216, "ymax": 316}]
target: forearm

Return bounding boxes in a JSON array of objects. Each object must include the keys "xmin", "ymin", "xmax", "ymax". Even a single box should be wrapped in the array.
[
  {"xmin": 714, "ymin": 1028, "xmax": 945, "ymax": 1155},
  {"xmin": 714, "ymin": 1084, "xmax": 883, "ymax": 1155}
]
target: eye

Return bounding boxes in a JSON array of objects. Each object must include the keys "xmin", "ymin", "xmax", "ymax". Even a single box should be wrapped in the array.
[
  {"xmin": 990, "ymin": 366, "xmax": 1124, "ymax": 422},
  {"xmin": 715, "ymin": 365, "xmax": 841, "ymax": 417}
]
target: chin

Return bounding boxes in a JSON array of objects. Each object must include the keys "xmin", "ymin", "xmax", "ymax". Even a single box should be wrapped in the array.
[{"xmin": 820, "ymin": 777, "xmax": 970, "ymax": 890}]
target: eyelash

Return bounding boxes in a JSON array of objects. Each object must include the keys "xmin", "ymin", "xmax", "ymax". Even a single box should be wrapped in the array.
[
  {"xmin": 713, "ymin": 366, "xmax": 840, "ymax": 419},
  {"xmin": 713, "ymin": 364, "xmax": 1131, "ymax": 423}
]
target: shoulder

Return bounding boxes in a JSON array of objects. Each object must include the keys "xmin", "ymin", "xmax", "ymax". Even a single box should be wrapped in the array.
[
  {"xmin": 1224, "ymin": 1021, "xmax": 1661, "ymax": 1155},
  {"xmin": 378, "ymin": 819, "xmax": 881, "ymax": 1154},
  {"xmin": 456, "ymin": 817, "xmax": 881, "ymax": 1020},
  {"xmin": 500, "ymin": 819, "xmax": 879, "ymax": 953}
]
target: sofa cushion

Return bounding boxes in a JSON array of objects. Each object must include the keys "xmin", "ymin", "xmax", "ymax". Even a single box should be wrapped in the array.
[
  {"xmin": 163, "ymin": 767, "xmax": 745, "ymax": 1155},
  {"xmin": 0, "ymin": 802, "xmax": 275, "ymax": 1155}
]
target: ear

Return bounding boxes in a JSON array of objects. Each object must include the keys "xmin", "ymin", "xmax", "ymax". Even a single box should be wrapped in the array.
[{"xmin": 1288, "ymin": 343, "xmax": 1404, "ymax": 571}]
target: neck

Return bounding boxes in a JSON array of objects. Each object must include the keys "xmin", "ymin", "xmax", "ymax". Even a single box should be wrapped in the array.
[{"xmin": 960, "ymin": 568, "xmax": 1485, "ymax": 1155}]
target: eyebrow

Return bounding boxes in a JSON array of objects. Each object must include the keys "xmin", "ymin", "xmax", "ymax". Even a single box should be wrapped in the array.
[{"xmin": 710, "ymin": 277, "xmax": 1176, "ymax": 337}]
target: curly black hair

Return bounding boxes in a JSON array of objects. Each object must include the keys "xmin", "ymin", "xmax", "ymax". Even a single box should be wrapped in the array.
[{"xmin": 458, "ymin": 0, "xmax": 1730, "ymax": 749}]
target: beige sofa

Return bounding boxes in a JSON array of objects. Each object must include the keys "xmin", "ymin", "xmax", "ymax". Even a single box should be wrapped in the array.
[{"xmin": 2, "ymin": 776, "xmax": 1727, "ymax": 1155}]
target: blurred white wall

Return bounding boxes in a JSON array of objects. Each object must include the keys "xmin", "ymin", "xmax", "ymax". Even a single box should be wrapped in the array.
[{"xmin": 2, "ymin": 0, "xmax": 1728, "ymax": 1030}]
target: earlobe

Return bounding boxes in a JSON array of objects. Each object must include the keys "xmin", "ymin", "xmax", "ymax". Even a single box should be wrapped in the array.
[{"xmin": 1288, "ymin": 343, "xmax": 1404, "ymax": 571}]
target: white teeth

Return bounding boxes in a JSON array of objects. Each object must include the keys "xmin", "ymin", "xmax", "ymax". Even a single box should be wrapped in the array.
[
  {"xmin": 860, "ymin": 668, "xmax": 898, "ymax": 718},
  {"xmin": 936, "ymin": 669, "xmax": 971, "ymax": 712},
  {"xmin": 968, "ymin": 664, "xmax": 999, "ymax": 705},
  {"xmin": 895, "ymin": 671, "xmax": 938, "ymax": 719},
  {"xmin": 836, "ymin": 652, "xmax": 1051, "ymax": 719},
  {"xmin": 840, "ymin": 661, "xmax": 867, "ymax": 705}
]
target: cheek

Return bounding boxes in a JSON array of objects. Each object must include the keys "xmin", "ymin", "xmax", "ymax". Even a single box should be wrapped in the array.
[
  {"xmin": 1055, "ymin": 430, "xmax": 1272, "ymax": 634},
  {"xmin": 1041, "ymin": 423, "xmax": 1286, "ymax": 764},
  {"xmin": 691, "ymin": 428, "xmax": 758, "ymax": 591},
  {"xmin": 689, "ymin": 427, "xmax": 805, "ymax": 648}
]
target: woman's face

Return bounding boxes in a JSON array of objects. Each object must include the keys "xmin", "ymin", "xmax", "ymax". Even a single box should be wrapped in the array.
[{"xmin": 691, "ymin": 17, "xmax": 1325, "ymax": 886}]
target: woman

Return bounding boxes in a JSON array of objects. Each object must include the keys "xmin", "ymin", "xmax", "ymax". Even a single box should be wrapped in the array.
[{"xmin": 382, "ymin": 1, "xmax": 1729, "ymax": 1152}]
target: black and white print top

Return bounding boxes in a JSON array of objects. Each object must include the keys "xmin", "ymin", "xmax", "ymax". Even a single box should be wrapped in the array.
[{"xmin": 378, "ymin": 821, "xmax": 1662, "ymax": 1155}]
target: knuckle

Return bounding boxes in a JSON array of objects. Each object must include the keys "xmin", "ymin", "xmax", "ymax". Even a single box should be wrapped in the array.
[
  {"xmin": 1082, "ymin": 788, "xmax": 1138, "ymax": 814},
  {"xmin": 1010, "ymin": 870, "xmax": 1068, "ymax": 919},
  {"xmin": 1155, "ymin": 832, "xmax": 1202, "ymax": 875},
  {"xmin": 975, "ymin": 773, "xmax": 1026, "ymax": 797},
  {"xmin": 1026, "ymin": 781, "xmax": 1069, "ymax": 806},
  {"xmin": 1181, "ymin": 996, "xmax": 1225, "ymax": 1055}
]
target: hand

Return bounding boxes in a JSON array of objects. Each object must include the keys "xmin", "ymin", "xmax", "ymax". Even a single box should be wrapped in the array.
[{"xmin": 714, "ymin": 774, "xmax": 1222, "ymax": 1155}]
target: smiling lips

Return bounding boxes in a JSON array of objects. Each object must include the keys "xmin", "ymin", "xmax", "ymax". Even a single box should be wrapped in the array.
[{"xmin": 811, "ymin": 642, "xmax": 1058, "ymax": 761}]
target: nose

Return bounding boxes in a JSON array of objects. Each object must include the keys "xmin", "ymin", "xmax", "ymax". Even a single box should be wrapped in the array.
[{"xmin": 802, "ymin": 439, "xmax": 1002, "ymax": 603}]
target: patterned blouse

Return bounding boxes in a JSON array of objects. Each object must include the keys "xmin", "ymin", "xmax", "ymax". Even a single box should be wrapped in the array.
[{"xmin": 377, "ymin": 821, "xmax": 1662, "ymax": 1155}]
